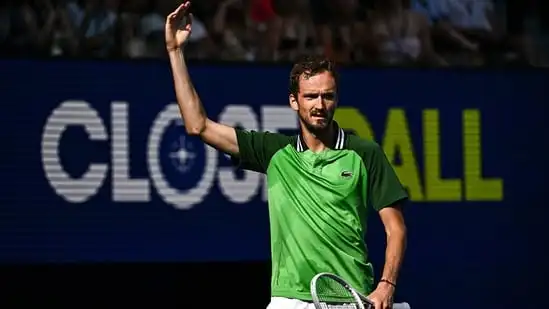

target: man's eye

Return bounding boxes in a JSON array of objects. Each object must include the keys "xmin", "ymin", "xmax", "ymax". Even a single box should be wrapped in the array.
[{"xmin": 323, "ymin": 93, "xmax": 335, "ymax": 100}]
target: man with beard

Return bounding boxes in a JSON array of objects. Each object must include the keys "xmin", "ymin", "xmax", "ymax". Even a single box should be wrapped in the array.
[{"xmin": 165, "ymin": 3, "xmax": 408, "ymax": 309}]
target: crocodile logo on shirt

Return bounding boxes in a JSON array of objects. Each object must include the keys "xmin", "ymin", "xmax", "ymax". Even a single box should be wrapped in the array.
[{"xmin": 341, "ymin": 170, "xmax": 353, "ymax": 178}]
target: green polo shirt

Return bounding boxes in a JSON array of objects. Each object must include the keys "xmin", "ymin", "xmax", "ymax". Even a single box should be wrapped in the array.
[{"xmin": 232, "ymin": 123, "xmax": 408, "ymax": 302}]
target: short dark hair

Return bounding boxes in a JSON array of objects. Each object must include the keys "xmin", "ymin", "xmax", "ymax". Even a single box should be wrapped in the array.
[{"xmin": 289, "ymin": 55, "xmax": 339, "ymax": 97}]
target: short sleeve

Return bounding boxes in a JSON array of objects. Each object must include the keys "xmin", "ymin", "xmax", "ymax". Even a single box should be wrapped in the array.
[
  {"xmin": 232, "ymin": 129, "xmax": 293, "ymax": 174},
  {"xmin": 352, "ymin": 138, "xmax": 408, "ymax": 211}
]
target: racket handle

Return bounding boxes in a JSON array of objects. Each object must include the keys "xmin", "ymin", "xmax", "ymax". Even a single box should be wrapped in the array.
[{"xmin": 392, "ymin": 302, "xmax": 411, "ymax": 309}]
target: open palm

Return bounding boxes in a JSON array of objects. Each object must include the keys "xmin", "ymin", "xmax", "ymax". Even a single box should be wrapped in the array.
[{"xmin": 165, "ymin": 1, "xmax": 193, "ymax": 51}]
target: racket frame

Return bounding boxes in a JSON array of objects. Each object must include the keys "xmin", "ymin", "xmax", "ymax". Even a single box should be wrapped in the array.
[{"xmin": 310, "ymin": 272, "xmax": 373, "ymax": 309}]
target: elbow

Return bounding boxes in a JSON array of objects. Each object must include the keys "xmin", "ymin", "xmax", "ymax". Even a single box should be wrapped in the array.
[
  {"xmin": 185, "ymin": 126, "xmax": 204, "ymax": 136},
  {"xmin": 185, "ymin": 119, "xmax": 208, "ymax": 136}
]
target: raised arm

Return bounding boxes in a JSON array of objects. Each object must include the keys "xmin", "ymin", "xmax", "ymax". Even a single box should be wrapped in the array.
[{"xmin": 165, "ymin": 1, "xmax": 239, "ymax": 155}]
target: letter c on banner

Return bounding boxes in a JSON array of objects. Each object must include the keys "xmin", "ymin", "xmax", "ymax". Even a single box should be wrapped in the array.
[{"xmin": 41, "ymin": 101, "xmax": 108, "ymax": 203}]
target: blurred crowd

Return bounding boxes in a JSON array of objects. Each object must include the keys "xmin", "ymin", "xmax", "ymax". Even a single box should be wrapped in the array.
[{"xmin": 1, "ymin": 0, "xmax": 548, "ymax": 66}]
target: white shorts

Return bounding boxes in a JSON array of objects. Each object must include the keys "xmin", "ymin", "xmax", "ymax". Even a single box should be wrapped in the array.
[{"xmin": 267, "ymin": 297, "xmax": 359, "ymax": 309}]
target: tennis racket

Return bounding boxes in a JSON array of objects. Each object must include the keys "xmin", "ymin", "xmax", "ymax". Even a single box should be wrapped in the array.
[{"xmin": 310, "ymin": 272, "xmax": 411, "ymax": 309}]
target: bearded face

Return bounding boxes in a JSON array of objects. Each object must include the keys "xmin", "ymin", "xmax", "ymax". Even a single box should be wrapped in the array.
[{"xmin": 290, "ymin": 71, "xmax": 338, "ymax": 134}]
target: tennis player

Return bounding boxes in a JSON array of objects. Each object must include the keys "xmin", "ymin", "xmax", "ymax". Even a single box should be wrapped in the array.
[{"xmin": 165, "ymin": 2, "xmax": 408, "ymax": 309}]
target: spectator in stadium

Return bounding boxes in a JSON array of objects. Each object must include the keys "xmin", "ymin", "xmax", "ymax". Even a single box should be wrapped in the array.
[
  {"xmin": 309, "ymin": 0, "xmax": 359, "ymax": 63},
  {"xmin": 333, "ymin": 0, "xmax": 361, "ymax": 63},
  {"xmin": 66, "ymin": 0, "xmax": 118, "ymax": 57},
  {"xmin": 5, "ymin": 0, "xmax": 59, "ymax": 56},
  {"xmin": 1, "ymin": 0, "xmax": 543, "ymax": 65},
  {"xmin": 430, "ymin": 0, "xmax": 525, "ymax": 65},
  {"xmin": 353, "ymin": 0, "xmax": 376, "ymax": 63},
  {"xmin": 114, "ymin": 0, "xmax": 213, "ymax": 59},
  {"xmin": 432, "ymin": 0, "xmax": 498, "ymax": 37},
  {"xmin": 113, "ymin": 0, "xmax": 148, "ymax": 58},
  {"xmin": 211, "ymin": 0, "xmax": 253, "ymax": 60},
  {"xmin": 248, "ymin": 0, "xmax": 283, "ymax": 61},
  {"xmin": 410, "ymin": 0, "xmax": 480, "ymax": 65},
  {"xmin": 411, "ymin": 0, "xmax": 478, "ymax": 52},
  {"xmin": 504, "ymin": 0, "xmax": 540, "ymax": 66},
  {"xmin": 271, "ymin": 0, "xmax": 311, "ymax": 61},
  {"xmin": 365, "ymin": 0, "xmax": 445, "ymax": 66},
  {"xmin": 0, "ymin": 3, "xmax": 12, "ymax": 53},
  {"xmin": 137, "ymin": 0, "xmax": 171, "ymax": 58}
]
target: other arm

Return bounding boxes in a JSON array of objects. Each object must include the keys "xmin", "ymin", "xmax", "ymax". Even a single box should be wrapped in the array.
[
  {"xmin": 367, "ymin": 141, "xmax": 408, "ymax": 290},
  {"xmin": 368, "ymin": 142, "xmax": 408, "ymax": 289},
  {"xmin": 358, "ymin": 139, "xmax": 408, "ymax": 309},
  {"xmin": 378, "ymin": 204, "xmax": 407, "ymax": 288}
]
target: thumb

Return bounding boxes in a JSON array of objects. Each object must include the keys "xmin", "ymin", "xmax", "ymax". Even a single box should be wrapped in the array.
[{"xmin": 365, "ymin": 295, "xmax": 381, "ymax": 309}]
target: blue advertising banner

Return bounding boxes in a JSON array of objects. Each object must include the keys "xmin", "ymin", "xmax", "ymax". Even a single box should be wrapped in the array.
[{"xmin": 1, "ymin": 59, "xmax": 548, "ymax": 308}]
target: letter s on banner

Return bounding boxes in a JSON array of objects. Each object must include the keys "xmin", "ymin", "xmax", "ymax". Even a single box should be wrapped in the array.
[
  {"xmin": 41, "ymin": 101, "xmax": 108, "ymax": 203},
  {"xmin": 147, "ymin": 104, "xmax": 217, "ymax": 210}
]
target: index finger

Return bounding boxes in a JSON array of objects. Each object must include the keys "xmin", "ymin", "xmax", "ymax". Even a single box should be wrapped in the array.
[{"xmin": 168, "ymin": 1, "xmax": 191, "ymax": 19}]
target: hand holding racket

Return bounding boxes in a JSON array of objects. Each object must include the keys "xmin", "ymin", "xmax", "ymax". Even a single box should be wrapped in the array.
[
  {"xmin": 310, "ymin": 272, "xmax": 411, "ymax": 309},
  {"xmin": 366, "ymin": 279, "xmax": 397, "ymax": 309}
]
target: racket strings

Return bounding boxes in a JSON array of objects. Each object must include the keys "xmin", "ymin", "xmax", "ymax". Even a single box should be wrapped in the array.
[{"xmin": 315, "ymin": 277, "xmax": 356, "ymax": 304}]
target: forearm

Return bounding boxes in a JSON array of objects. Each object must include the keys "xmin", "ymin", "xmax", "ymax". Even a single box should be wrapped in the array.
[
  {"xmin": 380, "ymin": 227, "xmax": 406, "ymax": 284},
  {"xmin": 168, "ymin": 48, "xmax": 208, "ymax": 135}
]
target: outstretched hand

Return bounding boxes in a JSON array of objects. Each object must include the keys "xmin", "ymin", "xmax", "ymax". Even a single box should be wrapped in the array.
[{"xmin": 165, "ymin": 1, "xmax": 193, "ymax": 51}]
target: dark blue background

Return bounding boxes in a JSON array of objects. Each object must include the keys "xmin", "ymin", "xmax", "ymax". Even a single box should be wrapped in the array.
[{"xmin": 1, "ymin": 59, "xmax": 548, "ymax": 309}]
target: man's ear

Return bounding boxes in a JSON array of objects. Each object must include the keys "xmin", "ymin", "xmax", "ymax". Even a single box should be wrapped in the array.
[{"xmin": 289, "ymin": 94, "xmax": 298, "ymax": 111}]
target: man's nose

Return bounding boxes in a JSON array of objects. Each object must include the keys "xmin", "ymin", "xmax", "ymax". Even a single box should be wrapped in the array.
[{"xmin": 315, "ymin": 95, "xmax": 327, "ymax": 108}]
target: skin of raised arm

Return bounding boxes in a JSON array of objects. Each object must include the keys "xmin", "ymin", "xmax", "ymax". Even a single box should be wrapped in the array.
[{"xmin": 167, "ymin": 48, "xmax": 239, "ymax": 156}]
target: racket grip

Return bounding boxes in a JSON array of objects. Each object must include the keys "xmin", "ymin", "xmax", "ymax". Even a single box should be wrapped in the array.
[{"xmin": 392, "ymin": 302, "xmax": 411, "ymax": 309}]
